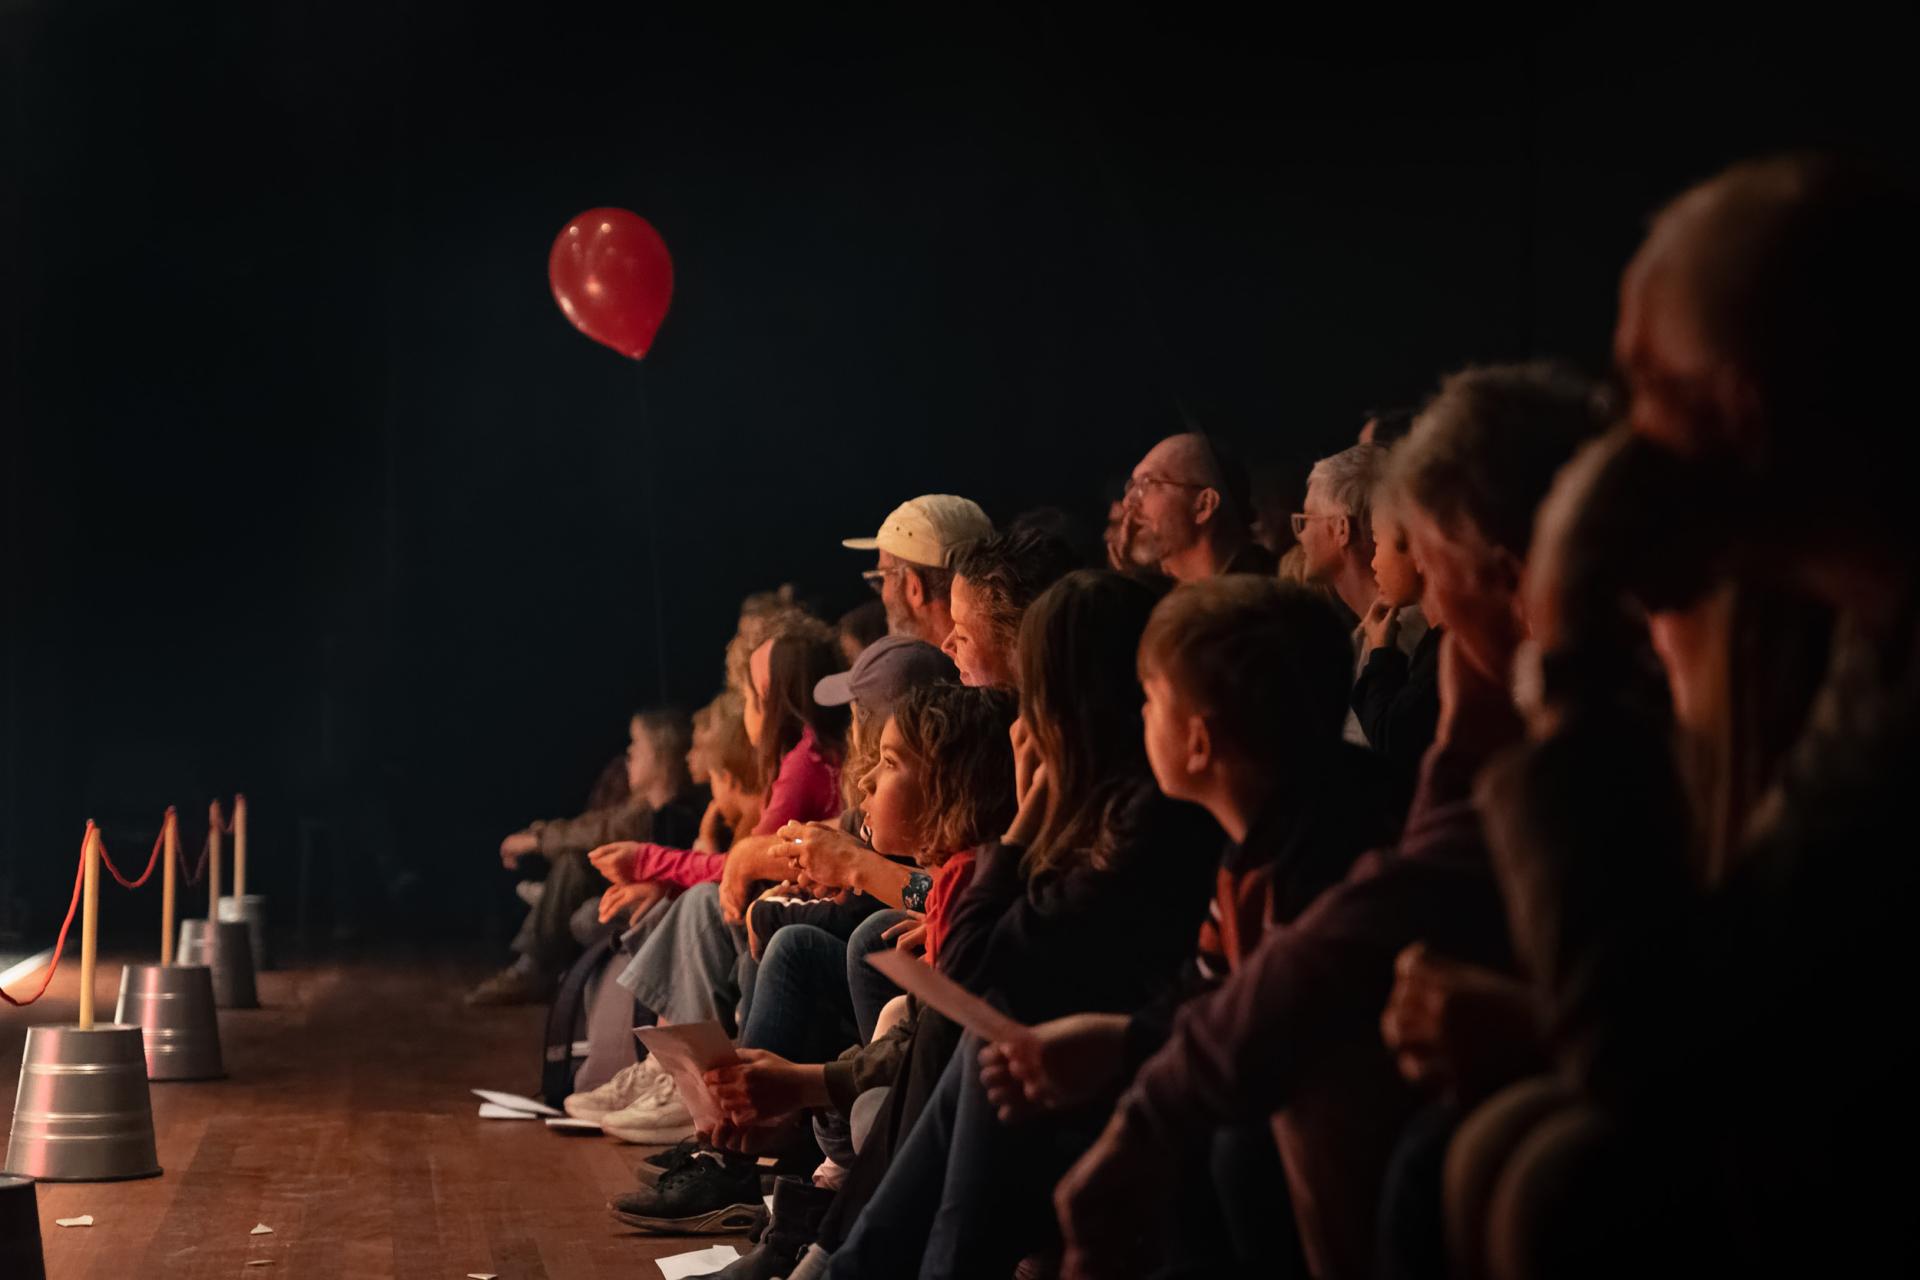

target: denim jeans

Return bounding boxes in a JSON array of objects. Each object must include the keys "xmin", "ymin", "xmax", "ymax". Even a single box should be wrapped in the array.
[{"xmin": 828, "ymin": 1033, "xmax": 1092, "ymax": 1279}]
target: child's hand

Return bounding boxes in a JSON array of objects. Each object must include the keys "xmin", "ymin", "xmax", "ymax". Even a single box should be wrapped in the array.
[
  {"xmin": 587, "ymin": 840, "xmax": 641, "ymax": 884},
  {"xmin": 1004, "ymin": 762, "xmax": 1050, "ymax": 848},
  {"xmin": 598, "ymin": 880, "xmax": 667, "ymax": 925},
  {"xmin": 705, "ymin": 1049, "xmax": 818, "ymax": 1127},
  {"xmin": 1363, "ymin": 598, "xmax": 1402, "ymax": 653},
  {"xmin": 978, "ymin": 1013, "xmax": 1129, "ymax": 1122},
  {"xmin": 780, "ymin": 821, "xmax": 869, "ymax": 893},
  {"xmin": 499, "ymin": 831, "xmax": 538, "ymax": 868}
]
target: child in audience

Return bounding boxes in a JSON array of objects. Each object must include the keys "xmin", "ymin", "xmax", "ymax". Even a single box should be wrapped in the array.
[
  {"xmin": 605, "ymin": 682, "xmax": 1016, "ymax": 1243},
  {"xmin": 1353, "ymin": 470, "xmax": 1443, "ymax": 792},
  {"xmin": 813, "ymin": 569, "xmax": 1221, "ymax": 1279}
]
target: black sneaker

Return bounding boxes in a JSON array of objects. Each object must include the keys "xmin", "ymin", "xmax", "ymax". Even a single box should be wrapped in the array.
[
  {"xmin": 638, "ymin": 1135, "xmax": 705, "ymax": 1182},
  {"xmin": 609, "ymin": 1148, "xmax": 764, "ymax": 1234},
  {"xmin": 713, "ymin": 1176, "xmax": 835, "ymax": 1278}
]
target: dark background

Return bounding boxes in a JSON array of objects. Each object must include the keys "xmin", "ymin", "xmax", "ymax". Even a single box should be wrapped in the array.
[{"xmin": 0, "ymin": 5, "xmax": 1907, "ymax": 951}]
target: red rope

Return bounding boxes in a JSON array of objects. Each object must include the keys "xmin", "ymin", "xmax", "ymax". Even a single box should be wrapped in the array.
[
  {"xmin": 97, "ymin": 808, "xmax": 173, "ymax": 890},
  {"xmin": 179, "ymin": 828, "xmax": 211, "ymax": 885},
  {"xmin": 0, "ymin": 823, "xmax": 92, "ymax": 1007}
]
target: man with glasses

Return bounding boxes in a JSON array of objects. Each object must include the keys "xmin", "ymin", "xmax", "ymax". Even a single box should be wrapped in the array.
[
  {"xmin": 1121, "ymin": 433, "xmax": 1275, "ymax": 583},
  {"xmin": 842, "ymin": 494, "xmax": 993, "ymax": 646}
]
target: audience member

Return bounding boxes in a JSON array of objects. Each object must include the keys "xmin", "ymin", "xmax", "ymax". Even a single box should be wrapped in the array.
[
  {"xmin": 842, "ymin": 495, "xmax": 993, "ymax": 645},
  {"xmin": 467, "ymin": 709, "xmax": 701, "ymax": 1006},
  {"xmin": 1001, "ymin": 363, "xmax": 1609, "ymax": 1280},
  {"xmin": 1352, "ymin": 466, "xmax": 1443, "ymax": 791},
  {"xmin": 942, "ymin": 527, "xmax": 1078, "ymax": 690},
  {"xmin": 1123, "ymin": 433, "xmax": 1276, "ymax": 581},
  {"xmin": 834, "ymin": 600, "xmax": 889, "ymax": 667}
]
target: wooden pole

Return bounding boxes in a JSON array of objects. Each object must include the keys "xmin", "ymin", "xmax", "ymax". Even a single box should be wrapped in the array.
[
  {"xmin": 79, "ymin": 822, "xmax": 100, "ymax": 1030},
  {"xmin": 233, "ymin": 793, "xmax": 248, "ymax": 900},
  {"xmin": 161, "ymin": 807, "xmax": 178, "ymax": 964},
  {"xmin": 209, "ymin": 799, "xmax": 224, "ymax": 919}
]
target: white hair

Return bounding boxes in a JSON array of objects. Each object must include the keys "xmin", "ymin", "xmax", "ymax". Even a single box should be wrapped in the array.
[{"xmin": 1307, "ymin": 442, "xmax": 1389, "ymax": 533}]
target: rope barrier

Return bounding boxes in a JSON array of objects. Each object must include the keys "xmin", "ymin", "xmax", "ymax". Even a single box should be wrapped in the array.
[
  {"xmin": 97, "ymin": 808, "xmax": 173, "ymax": 890},
  {"xmin": 179, "ymin": 828, "xmax": 212, "ymax": 886},
  {"xmin": 0, "ymin": 822, "xmax": 92, "ymax": 1007}
]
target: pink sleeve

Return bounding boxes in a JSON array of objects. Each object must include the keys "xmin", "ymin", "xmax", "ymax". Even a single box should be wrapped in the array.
[
  {"xmin": 627, "ymin": 841, "xmax": 727, "ymax": 889},
  {"xmin": 751, "ymin": 742, "xmax": 842, "ymax": 837}
]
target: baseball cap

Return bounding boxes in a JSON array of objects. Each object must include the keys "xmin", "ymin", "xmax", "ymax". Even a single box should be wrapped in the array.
[
  {"xmin": 814, "ymin": 634, "xmax": 958, "ymax": 719},
  {"xmin": 841, "ymin": 495, "xmax": 993, "ymax": 569}
]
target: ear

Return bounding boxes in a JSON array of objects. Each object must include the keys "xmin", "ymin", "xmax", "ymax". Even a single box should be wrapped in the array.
[
  {"xmin": 1191, "ymin": 487, "xmax": 1221, "ymax": 528},
  {"xmin": 1185, "ymin": 712, "xmax": 1213, "ymax": 775},
  {"xmin": 1332, "ymin": 514, "xmax": 1352, "ymax": 550},
  {"xmin": 903, "ymin": 567, "xmax": 927, "ymax": 610}
]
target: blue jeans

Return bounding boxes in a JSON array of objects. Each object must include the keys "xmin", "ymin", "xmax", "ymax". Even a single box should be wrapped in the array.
[
  {"xmin": 739, "ymin": 909, "xmax": 911, "ymax": 1061},
  {"xmin": 828, "ymin": 1034, "xmax": 1089, "ymax": 1279}
]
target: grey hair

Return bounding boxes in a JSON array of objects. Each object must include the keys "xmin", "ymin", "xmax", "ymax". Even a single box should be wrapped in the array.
[{"xmin": 1307, "ymin": 442, "xmax": 1390, "ymax": 534}]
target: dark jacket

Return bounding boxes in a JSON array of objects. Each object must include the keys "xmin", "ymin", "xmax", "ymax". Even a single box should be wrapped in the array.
[
  {"xmin": 941, "ymin": 784, "xmax": 1222, "ymax": 1026},
  {"xmin": 1119, "ymin": 702, "xmax": 1522, "ymax": 1280},
  {"xmin": 1352, "ymin": 623, "xmax": 1443, "ymax": 790},
  {"xmin": 1128, "ymin": 743, "xmax": 1405, "ymax": 1060}
]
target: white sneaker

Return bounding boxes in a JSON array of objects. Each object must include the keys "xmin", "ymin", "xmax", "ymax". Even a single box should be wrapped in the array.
[
  {"xmin": 600, "ymin": 1067, "xmax": 696, "ymax": 1144},
  {"xmin": 564, "ymin": 1056, "xmax": 665, "ymax": 1120}
]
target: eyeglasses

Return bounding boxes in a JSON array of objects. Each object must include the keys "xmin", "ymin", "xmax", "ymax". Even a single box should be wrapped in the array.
[
  {"xmin": 1290, "ymin": 512, "xmax": 1342, "ymax": 537},
  {"xmin": 862, "ymin": 567, "xmax": 893, "ymax": 595},
  {"xmin": 1123, "ymin": 474, "xmax": 1208, "ymax": 503}
]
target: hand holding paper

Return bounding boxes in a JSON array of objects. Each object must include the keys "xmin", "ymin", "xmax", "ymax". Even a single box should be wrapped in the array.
[{"xmin": 635, "ymin": 1021, "xmax": 739, "ymax": 1133}]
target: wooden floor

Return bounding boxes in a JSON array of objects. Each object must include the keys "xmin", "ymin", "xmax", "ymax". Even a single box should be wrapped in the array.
[{"xmin": 2, "ymin": 948, "xmax": 748, "ymax": 1279}]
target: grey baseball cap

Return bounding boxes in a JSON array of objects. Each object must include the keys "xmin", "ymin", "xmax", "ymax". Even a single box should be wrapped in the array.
[{"xmin": 814, "ymin": 634, "xmax": 958, "ymax": 719}]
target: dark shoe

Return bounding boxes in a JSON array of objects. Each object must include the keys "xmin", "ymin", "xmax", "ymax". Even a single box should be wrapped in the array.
[
  {"xmin": 642, "ymin": 1135, "xmax": 704, "ymax": 1173},
  {"xmin": 463, "ymin": 966, "xmax": 550, "ymax": 1006},
  {"xmin": 715, "ymin": 1177, "xmax": 835, "ymax": 1278},
  {"xmin": 609, "ymin": 1148, "xmax": 764, "ymax": 1234}
]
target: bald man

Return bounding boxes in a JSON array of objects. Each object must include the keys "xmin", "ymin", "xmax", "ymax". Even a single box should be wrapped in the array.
[{"xmin": 1120, "ymin": 433, "xmax": 1275, "ymax": 582}]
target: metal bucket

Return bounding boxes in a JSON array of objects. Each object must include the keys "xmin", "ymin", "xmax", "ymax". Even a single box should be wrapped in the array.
[
  {"xmin": 175, "ymin": 919, "xmax": 259, "ymax": 1009},
  {"xmin": 114, "ymin": 964, "xmax": 225, "ymax": 1081},
  {"xmin": 1, "ymin": 1025, "xmax": 162, "ymax": 1183},
  {"xmin": 0, "ymin": 1174, "xmax": 47, "ymax": 1280},
  {"xmin": 216, "ymin": 893, "xmax": 271, "ymax": 971}
]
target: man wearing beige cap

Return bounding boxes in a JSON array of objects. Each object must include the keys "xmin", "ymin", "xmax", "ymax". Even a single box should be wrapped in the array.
[{"xmin": 842, "ymin": 494, "xmax": 993, "ymax": 646}]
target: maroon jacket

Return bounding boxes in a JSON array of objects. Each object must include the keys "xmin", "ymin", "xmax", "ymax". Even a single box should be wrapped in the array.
[{"xmin": 1118, "ymin": 701, "xmax": 1522, "ymax": 1280}]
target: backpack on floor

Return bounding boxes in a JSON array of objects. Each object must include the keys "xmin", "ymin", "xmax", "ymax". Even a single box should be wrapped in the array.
[{"xmin": 540, "ymin": 931, "xmax": 618, "ymax": 1109}]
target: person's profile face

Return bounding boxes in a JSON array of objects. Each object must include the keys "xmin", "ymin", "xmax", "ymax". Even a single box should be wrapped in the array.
[
  {"xmin": 876, "ymin": 552, "xmax": 914, "ymax": 636},
  {"xmin": 944, "ymin": 575, "xmax": 1013, "ymax": 690},
  {"xmin": 743, "ymin": 640, "xmax": 774, "ymax": 747},
  {"xmin": 859, "ymin": 715, "xmax": 927, "ymax": 860},
  {"xmin": 1616, "ymin": 251, "xmax": 1734, "ymax": 460},
  {"xmin": 1298, "ymin": 483, "xmax": 1347, "ymax": 582},
  {"xmin": 1139, "ymin": 665, "xmax": 1199, "ymax": 802},
  {"xmin": 1370, "ymin": 509, "xmax": 1423, "ymax": 609},
  {"xmin": 626, "ymin": 719, "xmax": 659, "ymax": 793}
]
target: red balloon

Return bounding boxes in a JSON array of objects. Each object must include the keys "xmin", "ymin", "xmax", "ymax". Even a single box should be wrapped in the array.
[{"xmin": 548, "ymin": 208, "xmax": 674, "ymax": 359}]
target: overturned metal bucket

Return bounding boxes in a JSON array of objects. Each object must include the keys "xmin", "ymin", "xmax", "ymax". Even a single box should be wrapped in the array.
[
  {"xmin": 2, "ymin": 1025, "xmax": 162, "ymax": 1183},
  {"xmin": 0, "ymin": 1174, "xmax": 47, "ymax": 1280},
  {"xmin": 175, "ymin": 919, "xmax": 259, "ymax": 1009},
  {"xmin": 114, "ymin": 964, "xmax": 225, "ymax": 1082},
  {"xmin": 216, "ymin": 893, "xmax": 271, "ymax": 971}
]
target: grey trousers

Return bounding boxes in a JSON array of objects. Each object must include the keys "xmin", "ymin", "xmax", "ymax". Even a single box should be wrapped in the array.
[{"xmin": 614, "ymin": 881, "xmax": 752, "ymax": 1033}]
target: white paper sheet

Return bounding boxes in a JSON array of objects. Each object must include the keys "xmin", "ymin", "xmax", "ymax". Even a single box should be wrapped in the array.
[
  {"xmin": 470, "ymin": 1088, "xmax": 562, "ymax": 1117},
  {"xmin": 250, "ymin": 1223, "xmax": 274, "ymax": 1235},
  {"xmin": 634, "ymin": 1022, "xmax": 740, "ymax": 1133},
  {"xmin": 656, "ymin": 1244, "xmax": 743, "ymax": 1278},
  {"xmin": 478, "ymin": 1102, "xmax": 539, "ymax": 1120},
  {"xmin": 544, "ymin": 1116, "xmax": 603, "ymax": 1134},
  {"xmin": 865, "ymin": 949, "xmax": 1028, "ymax": 1044},
  {"xmin": 55, "ymin": 1215, "xmax": 93, "ymax": 1228}
]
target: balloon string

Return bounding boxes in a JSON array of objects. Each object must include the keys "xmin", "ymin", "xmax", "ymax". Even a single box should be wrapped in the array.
[
  {"xmin": 0, "ymin": 823, "xmax": 92, "ymax": 1007},
  {"xmin": 97, "ymin": 808, "xmax": 173, "ymax": 890}
]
